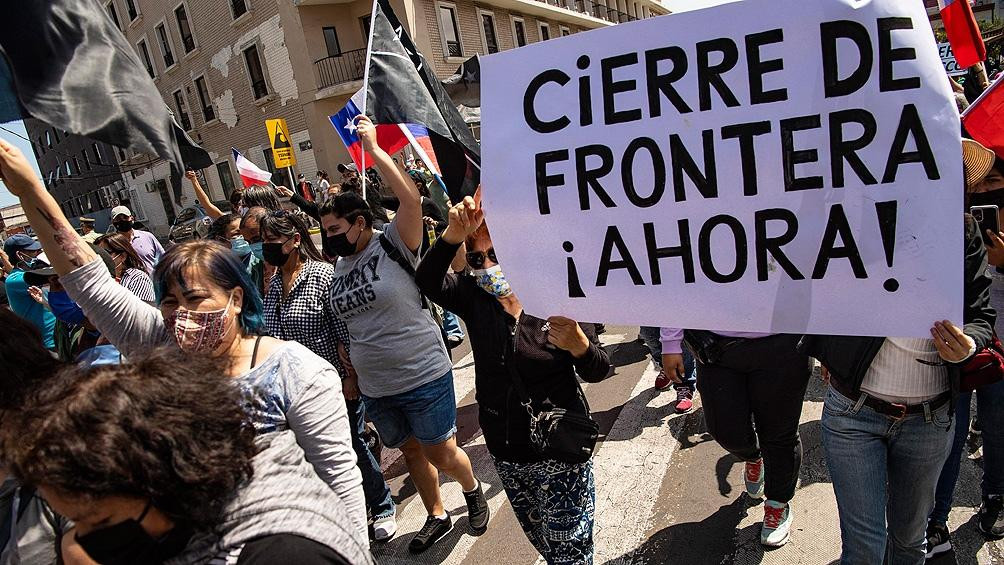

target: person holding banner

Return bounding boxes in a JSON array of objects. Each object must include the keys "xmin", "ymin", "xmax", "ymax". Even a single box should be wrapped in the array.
[
  {"xmin": 927, "ymin": 141, "xmax": 1004, "ymax": 557},
  {"xmin": 319, "ymin": 116, "xmax": 489, "ymax": 554},
  {"xmin": 415, "ymin": 194, "xmax": 611, "ymax": 564},
  {"xmin": 802, "ymin": 157, "xmax": 996, "ymax": 563}
]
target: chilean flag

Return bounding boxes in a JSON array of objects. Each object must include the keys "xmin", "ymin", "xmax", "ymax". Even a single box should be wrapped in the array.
[
  {"xmin": 939, "ymin": 0, "xmax": 986, "ymax": 69},
  {"xmin": 329, "ymin": 89, "xmax": 413, "ymax": 170},
  {"xmin": 232, "ymin": 148, "xmax": 273, "ymax": 187},
  {"xmin": 963, "ymin": 75, "xmax": 1004, "ymax": 156}
]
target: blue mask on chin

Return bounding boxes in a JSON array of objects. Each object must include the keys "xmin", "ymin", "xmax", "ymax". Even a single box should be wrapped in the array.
[
  {"xmin": 231, "ymin": 236, "xmax": 252, "ymax": 259},
  {"xmin": 249, "ymin": 241, "xmax": 264, "ymax": 261}
]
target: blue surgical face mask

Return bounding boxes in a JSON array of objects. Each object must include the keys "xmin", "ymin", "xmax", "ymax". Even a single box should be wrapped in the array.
[
  {"xmin": 230, "ymin": 236, "xmax": 252, "ymax": 259},
  {"xmin": 48, "ymin": 290, "xmax": 86, "ymax": 325},
  {"xmin": 249, "ymin": 241, "xmax": 264, "ymax": 261}
]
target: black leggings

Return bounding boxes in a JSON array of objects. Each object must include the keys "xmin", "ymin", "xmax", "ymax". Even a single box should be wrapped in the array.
[{"xmin": 696, "ymin": 334, "xmax": 810, "ymax": 503}]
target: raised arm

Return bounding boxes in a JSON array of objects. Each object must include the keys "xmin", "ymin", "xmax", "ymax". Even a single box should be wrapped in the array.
[
  {"xmin": 185, "ymin": 170, "xmax": 223, "ymax": 219},
  {"xmin": 355, "ymin": 116, "xmax": 423, "ymax": 253}
]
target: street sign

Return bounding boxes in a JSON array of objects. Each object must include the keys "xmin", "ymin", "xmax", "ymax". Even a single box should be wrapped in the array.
[
  {"xmin": 939, "ymin": 42, "xmax": 967, "ymax": 77},
  {"xmin": 266, "ymin": 118, "xmax": 297, "ymax": 168}
]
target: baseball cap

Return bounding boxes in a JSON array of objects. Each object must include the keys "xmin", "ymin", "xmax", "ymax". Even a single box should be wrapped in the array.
[
  {"xmin": 337, "ymin": 163, "xmax": 358, "ymax": 174},
  {"xmin": 110, "ymin": 205, "xmax": 132, "ymax": 219},
  {"xmin": 3, "ymin": 234, "xmax": 41, "ymax": 257},
  {"xmin": 23, "ymin": 244, "xmax": 115, "ymax": 286}
]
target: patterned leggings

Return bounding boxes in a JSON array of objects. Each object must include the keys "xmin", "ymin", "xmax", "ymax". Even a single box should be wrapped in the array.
[{"xmin": 493, "ymin": 457, "xmax": 595, "ymax": 565}]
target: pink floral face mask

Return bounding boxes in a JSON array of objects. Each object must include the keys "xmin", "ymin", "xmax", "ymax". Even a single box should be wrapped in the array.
[{"xmin": 165, "ymin": 296, "xmax": 235, "ymax": 353}]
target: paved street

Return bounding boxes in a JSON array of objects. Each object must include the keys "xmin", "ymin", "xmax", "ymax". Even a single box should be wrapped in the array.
[{"xmin": 368, "ymin": 326, "xmax": 1004, "ymax": 565}]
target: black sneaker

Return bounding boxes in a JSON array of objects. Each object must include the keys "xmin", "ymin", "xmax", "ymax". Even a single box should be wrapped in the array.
[
  {"xmin": 978, "ymin": 495, "xmax": 1004, "ymax": 538},
  {"xmin": 926, "ymin": 521, "xmax": 951, "ymax": 559},
  {"xmin": 408, "ymin": 515, "xmax": 453, "ymax": 554},
  {"xmin": 464, "ymin": 482, "xmax": 490, "ymax": 535}
]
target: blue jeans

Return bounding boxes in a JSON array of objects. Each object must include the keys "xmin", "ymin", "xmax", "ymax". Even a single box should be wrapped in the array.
[
  {"xmin": 638, "ymin": 326, "xmax": 696, "ymax": 390},
  {"xmin": 361, "ymin": 370, "xmax": 458, "ymax": 449},
  {"xmin": 347, "ymin": 399, "xmax": 395, "ymax": 520},
  {"xmin": 442, "ymin": 310, "xmax": 464, "ymax": 338},
  {"xmin": 494, "ymin": 457, "xmax": 595, "ymax": 565},
  {"xmin": 931, "ymin": 379, "xmax": 1004, "ymax": 524},
  {"xmin": 822, "ymin": 387, "xmax": 954, "ymax": 565}
]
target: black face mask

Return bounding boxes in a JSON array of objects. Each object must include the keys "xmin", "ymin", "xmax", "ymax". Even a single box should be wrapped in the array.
[
  {"xmin": 114, "ymin": 220, "xmax": 134, "ymax": 233},
  {"xmin": 324, "ymin": 225, "xmax": 360, "ymax": 257},
  {"xmin": 970, "ymin": 189, "xmax": 1004, "ymax": 208},
  {"xmin": 262, "ymin": 241, "xmax": 292, "ymax": 267},
  {"xmin": 75, "ymin": 502, "xmax": 192, "ymax": 565}
]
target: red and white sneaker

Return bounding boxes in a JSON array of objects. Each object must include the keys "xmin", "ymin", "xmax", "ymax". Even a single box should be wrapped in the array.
[
  {"xmin": 654, "ymin": 369, "xmax": 673, "ymax": 391},
  {"xmin": 745, "ymin": 458, "xmax": 765, "ymax": 499},
  {"xmin": 675, "ymin": 387, "xmax": 694, "ymax": 413},
  {"xmin": 761, "ymin": 500, "xmax": 792, "ymax": 547}
]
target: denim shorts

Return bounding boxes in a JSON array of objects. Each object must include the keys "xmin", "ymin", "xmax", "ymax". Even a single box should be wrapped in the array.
[{"xmin": 361, "ymin": 370, "xmax": 458, "ymax": 448}]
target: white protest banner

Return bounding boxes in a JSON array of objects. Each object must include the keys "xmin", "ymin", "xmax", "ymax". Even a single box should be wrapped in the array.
[{"xmin": 480, "ymin": 0, "xmax": 962, "ymax": 337}]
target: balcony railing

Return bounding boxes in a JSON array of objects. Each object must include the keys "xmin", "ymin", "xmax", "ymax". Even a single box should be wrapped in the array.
[
  {"xmin": 315, "ymin": 48, "xmax": 367, "ymax": 91},
  {"xmin": 568, "ymin": 0, "xmax": 640, "ymax": 23}
]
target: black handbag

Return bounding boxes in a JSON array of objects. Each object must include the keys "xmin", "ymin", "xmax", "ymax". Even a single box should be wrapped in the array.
[
  {"xmin": 682, "ymin": 329, "xmax": 742, "ymax": 366},
  {"xmin": 506, "ymin": 329, "xmax": 599, "ymax": 464}
]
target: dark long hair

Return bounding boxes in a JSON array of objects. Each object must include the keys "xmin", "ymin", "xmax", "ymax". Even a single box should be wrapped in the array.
[
  {"xmin": 0, "ymin": 310, "xmax": 64, "ymax": 410},
  {"xmin": 95, "ymin": 233, "xmax": 146, "ymax": 273},
  {"xmin": 207, "ymin": 213, "xmax": 239, "ymax": 243},
  {"xmin": 152, "ymin": 240, "xmax": 267, "ymax": 335},
  {"xmin": 241, "ymin": 185, "xmax": 281, "ymax": 211},
  {"xmin": 0, "ymin": 347, "xmax": 256, "ymax": 530},
  {"xmin": 260, "ymin": 210, "xmax": 324, "ymax": 262}
]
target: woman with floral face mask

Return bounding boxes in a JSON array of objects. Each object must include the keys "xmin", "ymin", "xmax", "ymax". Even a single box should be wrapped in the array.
[
  {"xmin": 0, "ymin": 137, "xmax": 368, "ymax": 543},
  {"xmin": 414, "ymin": 194, "xmax": 612, "ymax": 565}
]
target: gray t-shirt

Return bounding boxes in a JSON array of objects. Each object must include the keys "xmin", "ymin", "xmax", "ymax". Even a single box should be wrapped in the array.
[{"xmin": 330, "ymin": 222, "xmax": 452, "ymax": 398}]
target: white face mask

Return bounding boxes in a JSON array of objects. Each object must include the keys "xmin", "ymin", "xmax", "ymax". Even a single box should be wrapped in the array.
[{"xmin": 472, "ymin": 265, "xmax": 513, "ymax": 298}]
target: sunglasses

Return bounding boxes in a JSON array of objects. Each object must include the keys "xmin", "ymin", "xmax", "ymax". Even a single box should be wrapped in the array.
[{"xmin": 466, "ymin": 248, "xmax": 498, "ymax": 269}]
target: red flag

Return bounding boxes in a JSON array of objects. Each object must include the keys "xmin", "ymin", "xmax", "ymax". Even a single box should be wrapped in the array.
[
  {"xmin": 939, "ymin": 0, "xmax": 986, "ymax": 69},
  {"xmin": 963, "ymin": 76, "xmax": 1004, "ymax": 156}
]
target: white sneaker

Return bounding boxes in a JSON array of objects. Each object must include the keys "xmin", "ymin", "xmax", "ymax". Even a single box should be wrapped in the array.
[
  {"xmin": 761, "ymin": 500, "xmax": 792, "ymax": 547},
  {"xmin": 373, "ymin": 514, "xmax": 398, "ymax": 542},
  {"xmin": 745, "ymin": 458, "xmax": 765, "ymax": 499}
]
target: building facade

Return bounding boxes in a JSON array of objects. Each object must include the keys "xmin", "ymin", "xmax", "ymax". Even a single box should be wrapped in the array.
[
  {"xmin": 23, "ymin": 119, "xmax": 126, "ymax": 234},
  {"xmin": 56, "ymin": 0, "xmax": 667, "ymax": 234}
]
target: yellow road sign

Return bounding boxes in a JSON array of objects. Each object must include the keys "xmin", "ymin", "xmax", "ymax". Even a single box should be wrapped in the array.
[{"xmin": 266, "ymin": 118, "xmax": 296, "ymax": 168}]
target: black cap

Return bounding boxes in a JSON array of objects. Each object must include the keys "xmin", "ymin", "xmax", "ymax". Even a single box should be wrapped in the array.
[{"xmin": 23, "ymin": 244, "xmax": 117, "ymax": 286}]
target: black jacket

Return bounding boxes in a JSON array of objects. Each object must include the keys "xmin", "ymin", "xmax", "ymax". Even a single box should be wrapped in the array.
[
  {"xmin": 415, "ymin": 238, "xmax": 612, "ymax": 462},
  {"xmin": 799, "ymin": 217, "xmax": 995, "ymax": 397}
]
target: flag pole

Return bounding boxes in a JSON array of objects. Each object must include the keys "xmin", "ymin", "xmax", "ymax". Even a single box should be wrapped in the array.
[
  {"xmin": 396, "ymin": 123, "xmax": 450, "ymax": 199},
  {"xmin": 358, "ymin": 0, "xmax": 380, "ymax": 202}
]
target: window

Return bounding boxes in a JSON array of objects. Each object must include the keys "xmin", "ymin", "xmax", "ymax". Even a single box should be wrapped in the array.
[
  {"xmin": 65, "ymin": 161, "xmax": 72, "ymax": 177},
  {"xmin": 512, "ymin": 17, "xmax": 527, "ymax": 47},
  {"xmin": 539, "ymin": 23, "xmax": 551, "ymax": 41},
  {"xmin": 81, "ymin": 150, "xmax": 91, "ymax": 170},
  {"xmin": 118, "ymin": 147, "xmax": 127, "ymax": 162},
  {"xmin": 560, "ymin": 26, "xmax": 570, "ymax": 37},
  {"xmin": 137, "ymin": 39, "xmax": 155, "ymax": 78},
  {"xmin": 360, "ymin": 16, "xmax": 371, "ymax": 41},
  {"xmin": 194, "ymin": 76, "xmax": 215, "ymax": 122},
  {"xmin": 243, "ymin": 44, "xmax": 269, "ymax": 100},
  {"xmin": 217, "ymin": 162, "xmax": 236, "ymax": 197},
  {"xmin": 261, "ymin": 149, "xmax": 283, "ymax": 184},
  {"xmin": 175, "ymin": 4, "xmax": 196, "ymax": 53},
  {"xmin": 231, "ymin": 0, "xmax": 248, "ymax": 19},
  {"xmin": 478, "ymin": 10, "xmax": 499, "ymax": 54},
  {"xmin": 124, "ymin": 0, "xmax": 139, "ymax": 21},
  {"xmin": 72, "ymin": 158, "xmax": 81, "ymax": 175},
  {"xmin": 323, "ymin": 26, "xmax": 341, "ymax": 57},
  {"xmin": 52, "ymin": 129, "xmax": 59, "ymax": 143},
  {"xmin": 105, "ymin": 1, "xmax": 121, "ymax": 30},
  {"xmin": 156, "ymin": 23, "xmax": 175, "ymax": 68},
  {"xmin": 438, "ymin": 5, "xmax": 462, "ymax": 57},
  {"xmin": 173, "ymin": 89, "xmax": 192, "ymax": 130},
  {"xmin": 91, "ymin": 144, "xmax": 103, "ymax": 165}
]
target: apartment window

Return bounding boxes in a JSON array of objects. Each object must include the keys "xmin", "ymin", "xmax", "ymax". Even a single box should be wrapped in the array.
[
  {"xmin": 261, "ymin": 149, "xmax": 282, "ymax": 184},
  {"xmin": 156, "ymin": 23, "xmax": 175, "ymax": 68},
  {"xmin": 539, "ymin": 23, "xmax": 551, "ymax": 41},
  {"xmin": 175, "ymin": 4, "xmax": 196, "ymax": 53},
  {"xmin": 323, "ymin": 26, "xmax": 341, "ymax": 57},
  {"xmin": 478, "ymin": 10, "xmax": 499, "ymax": 54},
  {"xmin": 105, "ymin": 1, "xmax": 121, "ymax": 30},
  {"xmin": 360, "ymin": 16, "xmax": 371, "ymax": 41},
  {"xmin": 243, "ymin": 44, "xmax": 269, "ymax": 100},
  {"xmin": 72, "ymin": 158, "xmax": 81, "ymax": 175},
  {"xmin": 173, "ymin": 90, "xmax": 192, "ymax": 130},
  {"xmin": 137, "ymin": 39, "xmax": 155, "ymax": 78},
  {"xmin": 512, "ymin": 17, "xmax": 527, "ymax": 47},
  {"xmin": 194, "ymin": 76, "xmax": 216, "ymax": 122},
  {"xmin": 65, "ymin": 161, "xmax": 72, "ymax": 177},
  {"xmin": 217, "ymin": 162, "xmax": 236, "ymax": 197},
  {"xmin": 231, "ymin": 0, "xmax": 248, "ymax": 19},
  {"xmin": 118, "ymin": 147, "xmax": 127, "ymax": 161},
  {"xmin": 438, "ymin": 4, "xmax": 462, "ymax": 57},
  {"xmin": 53, "ymin": 129, "xmax": 59, "ymax": 143},
  {"xmin": 81, "ymin": 150, "xmax": 91, "ymax": 170},
  {"xmin": 91, "ymin": 144, "xmax": 103, "ymax": 165},
  {"xmin": 560, "ymin": 26, "xmax": 570, "ymax": 37},
  {"xmin": 125, "ymin": 0, "xmax": 139, "ymax": 21}
]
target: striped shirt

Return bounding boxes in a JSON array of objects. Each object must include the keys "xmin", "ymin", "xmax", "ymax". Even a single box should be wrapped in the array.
[
  {"xmin": 860, "ymin": 338, "xmax": 949, "ymax": 404},
  {"xmin": 120, "ymin": 268, "xmax": 155, "ymax": 302}
]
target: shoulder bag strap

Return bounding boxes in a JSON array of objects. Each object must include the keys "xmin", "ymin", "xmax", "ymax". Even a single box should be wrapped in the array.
[{"xmin": 378, "ymin": 234, "xmax": 431, "ymax": 311}]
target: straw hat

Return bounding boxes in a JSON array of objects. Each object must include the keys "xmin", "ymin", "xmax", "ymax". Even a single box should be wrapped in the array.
[{"xmin": 964, "ymin": 138, "xmax": 997, "ymax": 188}]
